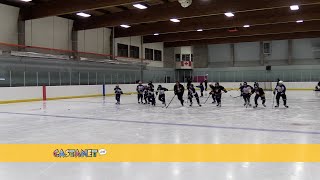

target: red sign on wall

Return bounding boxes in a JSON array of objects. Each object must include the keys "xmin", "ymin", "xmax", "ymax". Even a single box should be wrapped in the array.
[{"xmin": 181, "ymin": 61, "xmax": 192, "ymax": 67}]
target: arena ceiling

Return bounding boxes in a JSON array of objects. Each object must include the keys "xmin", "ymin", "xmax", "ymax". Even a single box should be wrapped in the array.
[{"xmin": 1, "ymin": 0, "xmax": 320, "ymax": 47}]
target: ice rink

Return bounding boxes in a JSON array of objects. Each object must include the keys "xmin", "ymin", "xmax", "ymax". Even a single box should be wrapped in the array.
[{"xmin": 0, "ymin": 90, "xmax": 320, "ymax": 179}]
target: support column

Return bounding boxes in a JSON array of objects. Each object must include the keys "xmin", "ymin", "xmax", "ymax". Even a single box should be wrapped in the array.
[
  {"xmin": 110, "ymin": 27, "xmax": 115, "ymax": 59},
  {"xmin": 18, "ymin": 14, "xmax": 25, "ymax": 51},
  {"xmin": 140, "ymin": 36, "xmax": 144, "ymax": 82},
  {"xmin": 231, "ymin": 43, "xmax": 235, "ymax": 66},
  {"xmin": 288, "ymin": 39, "xmax": 293, "ymax": 65},
  {"xmin": 260, "ymin": 41, "xmax": 265, "ymax": 65},
  {"xmin": 71, "ymin": 28, "xmax": 79, "ymax": 60}
]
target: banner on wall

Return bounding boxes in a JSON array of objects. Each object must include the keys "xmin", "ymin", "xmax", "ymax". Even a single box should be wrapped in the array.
[{"xmin": 180, "ymin": 61, "xmax": 192, "ymax": 69}]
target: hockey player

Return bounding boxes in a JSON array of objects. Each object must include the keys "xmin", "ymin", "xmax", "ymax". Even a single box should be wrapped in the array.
[
  {"xmin": 241, "ymin": 82, "xmax": 253, "ymax": 107},
  {"xmin": 114, "ymin": 85, "xmax": 123, "ymax": 105},
  {"xmin": 156, "ymin": 85, "xmax": 168, "ymax": 105},
  {"xmin": 143, "ymin": 85, "xmax": 149, "ymax": 104},
  {"xmin": 209, "ymin": 83, "xmax": 216, "ymax": 103},
  {"xmin": 148, "ymin": 81, "xmax": 154, "ymax": 89},
  {"xmin": 188, "ymin": 84, "xmax": 201, "ymax": 107},
  {"xmin": 273, "ymin": 80, "xmax": 289, "ymax": 108},
  {"xmin": 148, "ymin": 88, "xmax": 156, "ymax": 106},
  {"xmin": 174, "ymin": 81, "xmax": 185, "ymax": 106},
  {"xmin": 211, "ymin": 82, "xmax": 227, "ymax": 107},
  {"xmin": 315, "ymin": 81, "xmax": 320, "ymax": 91},
  {"xmin": 136, "ymin": 81, "xmax": 144, "ymax": 104},
  {"xmin": 252, "ymin": 84, "xmax": 266, "ymax": 108},
  {"xmin": 196, "ymin": 82, "xmax": 205, "ymax": 97}
]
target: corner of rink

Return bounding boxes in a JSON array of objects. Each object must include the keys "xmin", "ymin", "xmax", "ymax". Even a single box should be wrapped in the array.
[{"xmin": 0, "ymin": 82, "xmax": 317, "ymax": 104}]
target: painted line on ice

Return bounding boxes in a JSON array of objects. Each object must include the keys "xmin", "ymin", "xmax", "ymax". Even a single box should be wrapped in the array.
[{"xmin": 1, "ymin": 111, "xmax": 320, "ymax": 135}]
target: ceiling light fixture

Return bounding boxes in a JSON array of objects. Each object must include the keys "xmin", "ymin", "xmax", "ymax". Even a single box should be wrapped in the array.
[
  {"xmin": 197, "ymin": 29, "xmax": 203, "ymax": 32},
  {"xmin": 224, "ymin": 12, "xmax": 234, "ymax": 17},
  {"xmin": 296, "ymin": 20, "xmax": 304, "ymax": 23},
  {"xmin": 76, "ymin": 12, "xmax": 91, "ymax": 18},
  {"xmin": 170, "ymin": 18, "xmax": 181, "ymax": 23},
  {"xmin": 243, "ymin": 25, "xmax": 250, "ymax": 28},
  {"xmin": 133, "ymin": 4, "xmax": 148, "ymax": 9},
  {"xmin": 154, "ymin": 33, "xmax": 159, "ymax": 36},
  {"xmin": 120, "ymin": 24, "xmax": 131, "ymax": 28},
  {"xmin": 20, "ymin": 0, "xmax": 32, "ymax": 2},
  {"xmin": 290, "ymin": 5, "xmax": 299, "ymax": 11}
]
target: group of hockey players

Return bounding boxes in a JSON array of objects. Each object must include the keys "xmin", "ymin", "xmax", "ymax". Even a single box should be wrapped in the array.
[
  {"xmin": 113, "ymin": 79, "xmax": 297, "ymax": 108},
  {"xmin": 136, "ymin": 81, "xmax": 168, "ymax": 106},
  {"xmin": 114, "ymin": 81, "xmax": 168, "ymax": 106}
]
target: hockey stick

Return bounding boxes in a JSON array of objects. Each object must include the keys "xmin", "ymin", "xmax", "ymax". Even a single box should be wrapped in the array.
[
  {"xmin": 204, "ymin": 94, "xmax": 212, "ymax": 104},
  {"xmin": 165, "ymin": 95, "xmax": 176, "ymax": 108}
]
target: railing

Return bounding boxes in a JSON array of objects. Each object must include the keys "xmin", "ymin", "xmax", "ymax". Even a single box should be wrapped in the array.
[
  {"xmin": 0, "ymin": 70, "xmax": 177, "ymax": 87},
  {"xmin": 193, "ymin": 70, "xmax": 320, "ymax": 82},
  {"xmin": 0, "ymin": 42, "xmax": 148, "ymax": 66}
]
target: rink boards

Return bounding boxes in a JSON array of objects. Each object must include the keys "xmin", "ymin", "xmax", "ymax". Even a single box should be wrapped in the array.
[{"xmin": 0, "ymin": 82, "xmax": 317, "ymax": 104}]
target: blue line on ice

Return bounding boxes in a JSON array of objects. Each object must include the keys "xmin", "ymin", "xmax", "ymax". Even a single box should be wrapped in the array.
[{"xmin": 1, "ymin": 111, "xmax": 320, "ymax": 135}]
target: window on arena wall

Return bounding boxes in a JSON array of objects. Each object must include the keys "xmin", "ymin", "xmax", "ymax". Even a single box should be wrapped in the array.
[
  {"xmin": 145, "ymin": 48, "xmax": 154, "ymax": 60},
  {"xmin": 175, "ymin": 54, "xmax": 181, "ymax": 62},
  {"xmin": 130, "ymin": 46, "xmax": 140, "ymax": 59},
  {"xmin": 118, "ymin": 44, "xmax": 129, "ymax": 57},
  {"xmin": 182, "ymin": 54, "xmax": 190, "ymax": 61},
  {"xmin": 154, "ymin": 50, "xmax": 162, "ymax": 61}
]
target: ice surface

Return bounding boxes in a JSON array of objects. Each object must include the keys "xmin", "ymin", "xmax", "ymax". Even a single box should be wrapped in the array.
[
  {"xmin": 0, "ymin": 90, "xmax": 319, "ymax": 144},
  {"xmin": 1, "ymin": 162, "xmax": 320, "ymax": 180},
  {"xmin": 0, "ymin": 90, "xmax": 320, "ymax": 180}
]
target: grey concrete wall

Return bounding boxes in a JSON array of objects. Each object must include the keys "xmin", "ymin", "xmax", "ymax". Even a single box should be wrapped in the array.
[
  {"xmin": 193, "ymin": 45, "xmax": 208, "ymax": 68},
  {"xmin": 207, "ymin": 38, "xmax": 320, "ymax": 68},
  {"xmin": 163, "ymin": 47, "xmax": 175, "ymax": 68}
]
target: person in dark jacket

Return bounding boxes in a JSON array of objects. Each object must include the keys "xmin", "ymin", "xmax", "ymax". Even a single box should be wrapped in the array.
[
  {"xmin": 210, "ymin": 82, "xmax": 227, "ymax": 107},
  {"xmin": 273, "ymin": 80, "xmax": 288, "ymax": 108},
  {"xmin": 209, "ymin": 83, "xmax": 216, "ymax": 103},
  {"xmin": 204, "ymin": 79, "xmax": 208, "ymax": 91},
  {"xmin": 196, "ymin": 82, "xmax": 205, "ymax": 97},
  {"xmin": 136, "ymin": 81, "xmax": 144, "ymax": 104},
  {"xmin": 188, "ymin": 84, "xmax": 201, "ymax": 107},
  {"xmin": 114, "ymin": 85, "xmax": 123, "ymax": 105},
  {"xmin": 252, "ymin": 84, "xmax": 266, "ymax": 108},
  {"xmin": 174, "ymin": 81, "xmax": 185, "ymax": 106},
  {"xmin": 156, "ymin": 85, "xmax": 169, "ymax": 105},
  {"xmin": 315, "ymin": 81, "xmax": 320, "ymax": 91}
]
